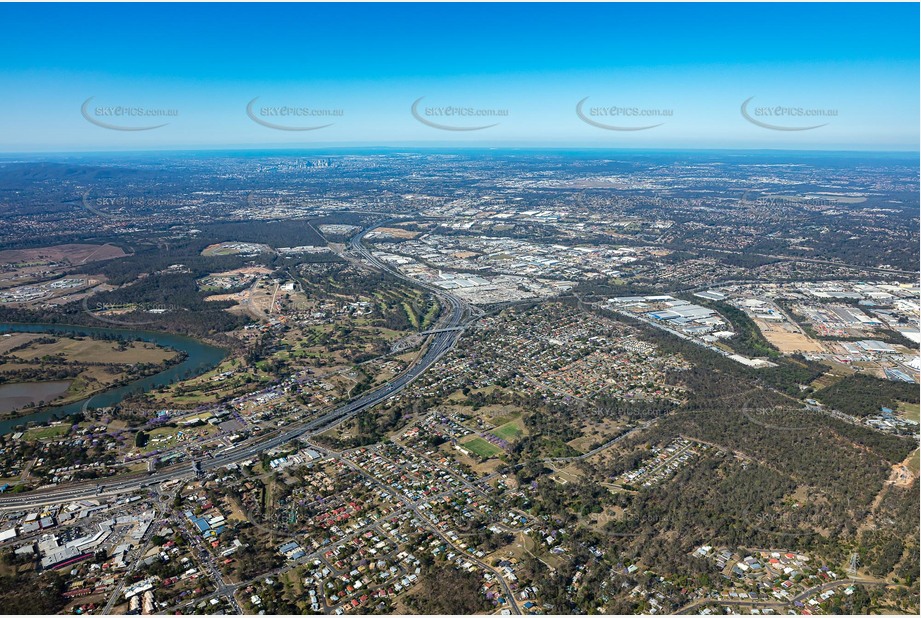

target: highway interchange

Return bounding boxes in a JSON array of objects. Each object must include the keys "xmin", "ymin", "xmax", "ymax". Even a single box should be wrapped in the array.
[
  {"xmin": 0, "ymin": 219, "xmax": 905, "ymax": 617},
  {"xmin": 0, "ymin": 220, "xmax": 477, "ymax": 511}
]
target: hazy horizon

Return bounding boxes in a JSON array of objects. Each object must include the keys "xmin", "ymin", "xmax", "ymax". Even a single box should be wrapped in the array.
[{"xmin": 0, "ymin": 3, "xmax": 917, "ymax": 152}]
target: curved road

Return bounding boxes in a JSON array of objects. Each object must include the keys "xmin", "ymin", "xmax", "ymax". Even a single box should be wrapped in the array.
[
  {"xmin": 0, "ymin": 222, "xmax": 475, "ymax": 510},
  {"xmin": 676, "ymin": 578, "xmax": 884, "ymax": 614}
]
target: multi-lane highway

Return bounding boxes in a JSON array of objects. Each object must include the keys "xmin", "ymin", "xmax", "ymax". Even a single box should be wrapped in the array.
[{"xmin": 0, "ymin": 222, "xmax": 476, "ymax": 510}]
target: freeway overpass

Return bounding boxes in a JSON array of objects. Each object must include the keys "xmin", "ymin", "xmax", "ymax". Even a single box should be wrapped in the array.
[{"xmin": 0, "ymin": 221, "xmax": 475, "ymax": 510}]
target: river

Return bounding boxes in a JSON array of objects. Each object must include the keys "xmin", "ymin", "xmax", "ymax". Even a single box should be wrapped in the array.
[{"xmin": 0, "ymin": 323, "xmax": 226, "ymax": 435}]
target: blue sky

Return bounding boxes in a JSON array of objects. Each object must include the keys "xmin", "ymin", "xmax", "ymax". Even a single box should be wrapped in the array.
[{"xmin": 0, "ymin": 2, "xmax": 917, "ymax": 152}]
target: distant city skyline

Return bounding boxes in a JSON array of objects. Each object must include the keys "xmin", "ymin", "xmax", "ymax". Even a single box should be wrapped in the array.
[{"xmin": 0, "ymin": 2, "xmax": 918, "ymax": 152}]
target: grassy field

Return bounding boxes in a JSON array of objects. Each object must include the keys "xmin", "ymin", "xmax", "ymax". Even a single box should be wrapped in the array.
[
  {"xmin": 421, "ymin": 298, "xmax": 441, "ymax": 330},
  {"xmin": 460, "ymin": 436, "xmax": 502, "ymax": 459},
  {"xmin": 402, "ymin": 301, "xmax": 420, "ymax": 329},
  {"xmin": 493, "ymin": 420, "xmax": 525, "ymax": 442},
  {"xmin": 897, "ymin": 401, "xmax": 920, "ymax": 423},
  {"xmin": 907, "ymin": 449, "xmax": 920, "ymax": 475},
  {"xmin": 22, "ymin": 424, "xmax": 70, "ymax": 441},
  {"xmin": 488, "ymin": 407, "xmax": 524, "ymax": 427},
  {"xmin": 9, "ymin": 337, "xmax": 175, "ymax": 364},
  {"xmin": 154, "ymin": 357, "xmax": 272, "ymax": 406}
]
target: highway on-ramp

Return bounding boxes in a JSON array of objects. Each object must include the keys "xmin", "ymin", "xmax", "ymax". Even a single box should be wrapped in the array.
[{"xmin": 0, "ymin": 222, "xmax": 475, "ymax": 510}]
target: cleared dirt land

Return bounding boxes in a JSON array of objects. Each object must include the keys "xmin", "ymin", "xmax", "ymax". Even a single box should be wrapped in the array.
[
  {"xmin": 201, "ymin": 242, "xmax": 272, "ymax": 256},
  {"xmin": 754, "ymin": 318, "xmax": 826, "ymax": 353},
  {"xmin": 0, "ymin": 243, "xmax": 127, "ymax": 266},
  {"xmin": 366, "ymin": 227, "xmax": 420, "ymax": 239},
  {"xmin": 0, "ymin": 243, "xmax": 127, "ymax": 289}
]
